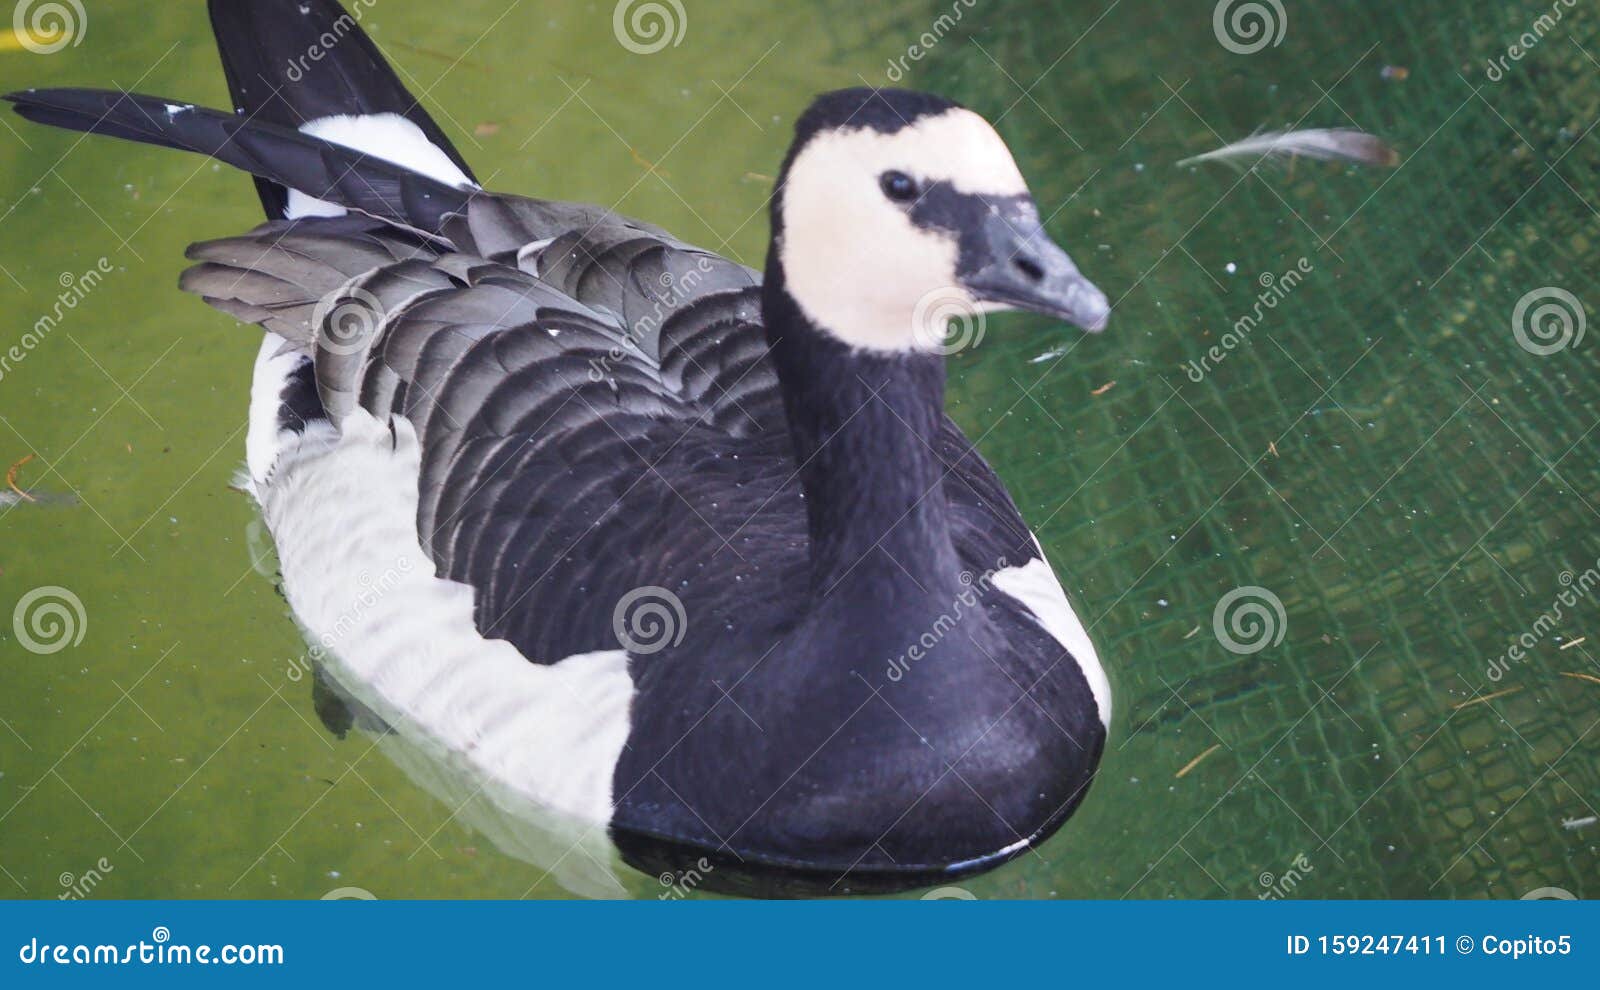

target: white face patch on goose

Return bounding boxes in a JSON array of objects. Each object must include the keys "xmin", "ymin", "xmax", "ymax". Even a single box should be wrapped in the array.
[{"xmin": 778, "ymin": 108, "xmax": 1030, "ymax": 352}]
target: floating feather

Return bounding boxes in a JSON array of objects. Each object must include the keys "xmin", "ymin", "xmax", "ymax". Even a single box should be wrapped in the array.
[{"xmin": 1178, "ymin": 128, "xmax": 1399, "ymax": 169}]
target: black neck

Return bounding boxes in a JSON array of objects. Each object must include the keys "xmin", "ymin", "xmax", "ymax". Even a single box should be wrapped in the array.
[{"xmin": 761, "ymin": 253, "xmax": 962, "ymax": 599}]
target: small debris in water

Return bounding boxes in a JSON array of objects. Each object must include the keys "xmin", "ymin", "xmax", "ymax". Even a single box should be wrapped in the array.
[
  {"xmin": 1090, "ymin": 380, "xmax": 1116, "ymax": 396},
  {"xmin": 474, "ymin": 122, "xmax": 501, "ymax": 137},
  {"xmin": 1559, "ymin": 671, "xmax": 1600, "ymax": 687},
  {"xmin": 1451, "ymin": 686, "xmax": 1522, "ymax": 710},
  {"xmin": 630, "ymin": 146, "xmax": 667, "ymax": 177},
  {"xmin": 1380, "ymin": 65, "xmax": 1410, "ymax": 82},
  {"xmin": 1174, "ymin": 743, "xmax": 1221, "ymax": 779},
  {"xmin": 2, "ymin": 26, "xmax": 71, "ymax": 51},
  {"xmin": 1562, "ymin": 815, "xmax": 1598, "ymax": 831},
  {"xmin": 1558, "ymin": 637, "xmax": 1585, "ymax": 650},
  {"xmin": 6, "ymin": 453, "xmax": 36, "ymax": 502},
  {"xmin": 391, "ymin": 39, "xmax": 490, "ymax": 73},
  {"xmin": 1182, "ymin": 624, "xmax": 1201, "ymax": 640},
  {"xmin": 1224, "ymin": 262, "xmax": 1237, "ymax": 275}
]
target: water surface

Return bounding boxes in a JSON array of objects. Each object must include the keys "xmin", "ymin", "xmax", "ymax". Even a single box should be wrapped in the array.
[{"xmin": 0, "ymin": 0, "xmax": 1596, "ymax": 899}]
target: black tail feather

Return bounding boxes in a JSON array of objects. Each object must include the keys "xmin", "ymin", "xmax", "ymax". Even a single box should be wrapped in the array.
[
  {"xmin": 4, "ymin": 88, "xmax": 472, "ymax": 234},
  {"xmin": 207, "ymin": 0, "xmax": 477, "ymax": 219}
]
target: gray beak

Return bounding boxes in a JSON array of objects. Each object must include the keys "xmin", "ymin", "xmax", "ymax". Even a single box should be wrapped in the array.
[{"xmin": 960, "ymin": 200, "xmax": 1110, "ymax": 333}]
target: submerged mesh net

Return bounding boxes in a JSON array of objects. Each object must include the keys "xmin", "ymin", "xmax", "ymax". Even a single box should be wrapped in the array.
[{"xmin": 890, "ymin": 0, "xmax": 1600, "ymax": 898}]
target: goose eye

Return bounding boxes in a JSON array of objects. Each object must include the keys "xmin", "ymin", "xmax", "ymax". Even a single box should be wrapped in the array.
[{"xmin": 879, "ymin": 171, "xmax": 918, "ymax": 203}]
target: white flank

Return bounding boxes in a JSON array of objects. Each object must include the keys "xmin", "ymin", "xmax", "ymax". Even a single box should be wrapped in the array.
[
  {"xmin": 245, "ymin": 335, "xmax": 309, "ymax": 491},
  {"xmin": 992, "ymin": 547, "xmax": 1112, "ymax": 728},
  {"xmin": 260, "ymin": 411, "xmax": 634, "ymax": 824}
]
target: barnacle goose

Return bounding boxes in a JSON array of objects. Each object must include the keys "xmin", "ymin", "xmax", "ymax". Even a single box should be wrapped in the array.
[{"xmin": 8, "ymin": 0, "xmax": 1114, "ymax": 895}]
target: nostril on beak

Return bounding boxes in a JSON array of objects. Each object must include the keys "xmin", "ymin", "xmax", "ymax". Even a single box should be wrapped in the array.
[{"xmin": 1013, "ymin": 256, "xmax": 1044, "ymax": 283}]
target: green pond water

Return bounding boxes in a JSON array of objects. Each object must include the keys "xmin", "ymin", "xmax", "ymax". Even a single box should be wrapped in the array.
[{"xmin": 1, "ymin": 0, "xmax": 1597, "ymax": 899}]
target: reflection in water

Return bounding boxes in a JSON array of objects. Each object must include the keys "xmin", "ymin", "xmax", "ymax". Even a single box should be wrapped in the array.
[{"xmin": 309, "ymin": 661, "xmax": 631, "ymax": 900}]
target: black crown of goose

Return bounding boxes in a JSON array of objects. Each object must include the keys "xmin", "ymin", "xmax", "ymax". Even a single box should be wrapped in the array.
[{"xmin": 7, "ymin": 0, "xmax": 1112, "ymax": 894}]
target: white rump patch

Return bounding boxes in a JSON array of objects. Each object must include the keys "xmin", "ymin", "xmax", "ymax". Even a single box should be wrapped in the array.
[
  {"xmin": 259, "ymin": 410, "xmax": 634, "ymax": 824},
  {"xmin": 992, "ymin": 545, "xmax": 1112, "ymax": 728},
  {"xmin": 285, "ymin": 112, "xmax": 478, "ymax": 219}
]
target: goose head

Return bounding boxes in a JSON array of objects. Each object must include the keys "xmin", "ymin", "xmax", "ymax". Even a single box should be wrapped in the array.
[{"xmin": 768, "ymin": 87, "xmax": 1108, "ymax": 352}]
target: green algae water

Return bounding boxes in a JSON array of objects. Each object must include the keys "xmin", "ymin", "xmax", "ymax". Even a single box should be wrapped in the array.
[{"xmin": 0, "ymin": 0, "xmax": 1596, "ymax": 899}]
